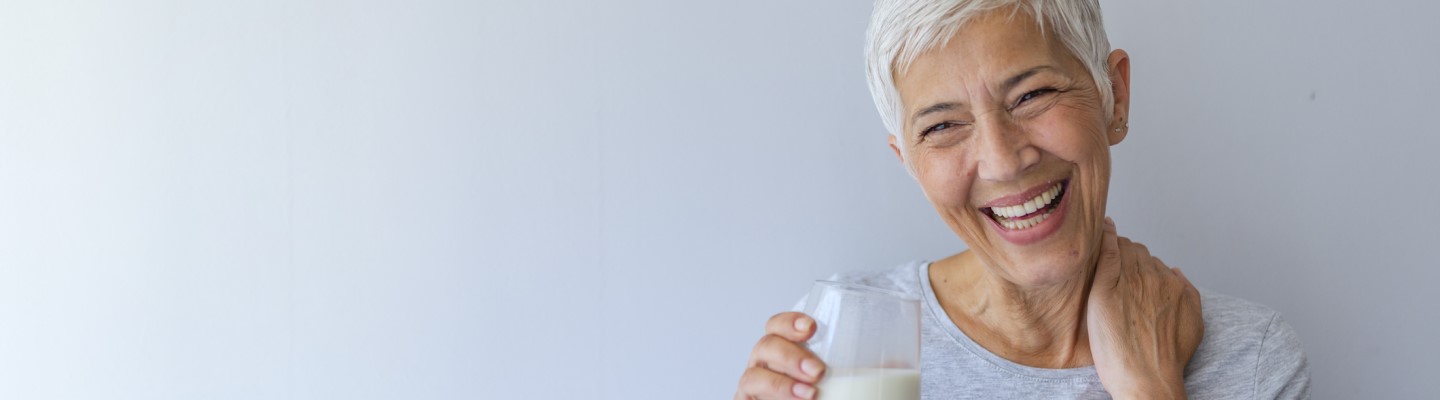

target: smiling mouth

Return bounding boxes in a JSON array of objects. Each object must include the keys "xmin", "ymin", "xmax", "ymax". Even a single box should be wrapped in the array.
[{"xmin": 980, "ymin": 180, "xmax": 1069, "ymax": 230}]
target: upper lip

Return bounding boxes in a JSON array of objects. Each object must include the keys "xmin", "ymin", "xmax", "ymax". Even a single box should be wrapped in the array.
[{"xmin": 980, "ymin": 179, "xmax": 1067, "ymax": 208}]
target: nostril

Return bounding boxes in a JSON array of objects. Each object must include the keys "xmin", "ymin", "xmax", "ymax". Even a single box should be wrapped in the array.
[{"xmin": 974, "ymin": 149, "xmax": 1041, "ymax": 183}]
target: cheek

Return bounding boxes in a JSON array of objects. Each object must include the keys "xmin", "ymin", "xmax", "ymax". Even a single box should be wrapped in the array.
[
  {"xmin": 1028, "ymin": 117, "xmax": 1104, "ymax": 162},
  {"xmin": 1016, "ymin": 110, "xmax": 1111, "ymax": 233},
  {"xmin": 1033, "ymin": 113, "xmax": 1113, "ymax": 262},
  {"xmin": 913, "ymin": 150, "xmax": 1001, "ymax": 255},
  {"xmin": 914, "ymin": 150, "xmax": 977, "ymax": 207}
]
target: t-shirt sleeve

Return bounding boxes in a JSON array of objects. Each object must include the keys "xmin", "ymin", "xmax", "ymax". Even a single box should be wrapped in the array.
[{"xmin": 1254, "ymin": 313, "xmax": 1310, "ymax": 399}]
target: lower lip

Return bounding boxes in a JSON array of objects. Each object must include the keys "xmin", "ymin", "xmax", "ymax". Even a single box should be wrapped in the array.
[{"xmin": 985, "ymin": 184, "xmax": 1071, "ymax": 246}]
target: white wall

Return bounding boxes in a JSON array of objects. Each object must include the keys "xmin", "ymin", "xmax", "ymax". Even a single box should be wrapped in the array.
[
  {"xmin": 0, "ymin": 0, "xmax": 1434, "ymax": 398},
  {"xmin": 1104, "ymin": 1, "xmax": 1440, "ymax": 397}
]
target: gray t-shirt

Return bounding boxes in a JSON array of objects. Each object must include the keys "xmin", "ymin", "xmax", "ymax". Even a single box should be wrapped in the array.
[{"xmin": 801, "ymin": 261, "xmax": 1310, "ymax": 399}]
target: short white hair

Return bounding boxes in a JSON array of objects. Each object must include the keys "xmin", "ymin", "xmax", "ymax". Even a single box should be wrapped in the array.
[{"xmin": 865, "ymin": 0, "xmax": 1114, "ymax": 152}]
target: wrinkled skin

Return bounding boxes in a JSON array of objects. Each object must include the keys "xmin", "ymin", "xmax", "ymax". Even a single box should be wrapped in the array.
[{"xmin": 735, "ymin": 7, "xmax": 1202, "ymax": 400}]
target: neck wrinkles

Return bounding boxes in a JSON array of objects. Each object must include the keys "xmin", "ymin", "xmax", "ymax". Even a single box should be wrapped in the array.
[{"xmin": 941, "ymin": 251, "xmax": 1099, "ymax": 369}]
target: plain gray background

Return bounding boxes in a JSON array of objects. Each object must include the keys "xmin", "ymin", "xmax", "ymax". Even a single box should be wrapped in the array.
[{"xmin": 0, "ymin": 0, "xmax": 1435, "ymax": 398}]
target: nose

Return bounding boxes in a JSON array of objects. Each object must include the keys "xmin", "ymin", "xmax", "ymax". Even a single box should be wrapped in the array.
[{"xmin": 974, "ymin": 118, "xmax": 1040, "ymax": 182}]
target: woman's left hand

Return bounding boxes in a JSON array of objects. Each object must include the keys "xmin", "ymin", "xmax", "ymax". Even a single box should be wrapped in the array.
[{"xmin": 1086, "ymin": 218, "xmax": 1204, "ymax": 399}]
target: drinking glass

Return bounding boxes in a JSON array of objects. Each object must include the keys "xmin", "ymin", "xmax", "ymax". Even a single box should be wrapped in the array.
[{"xmin": 803, "ymin": 280, "xmax": 921, "ymax": 400}]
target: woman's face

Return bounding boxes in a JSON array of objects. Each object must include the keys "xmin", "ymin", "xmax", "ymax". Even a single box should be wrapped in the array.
[{"xmin": 893, "ymin": 10, "xmax": 1129, "ymax": 288}]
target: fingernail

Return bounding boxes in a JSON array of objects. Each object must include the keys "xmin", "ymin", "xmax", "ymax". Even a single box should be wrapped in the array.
[
  {"xmin": 794, "ymin": 317, "xmax": 812, "ymax": 332},
  {"xmin": 792, "ymin": 382, "xmax": 815, "ymax": 399},
  {"xmin": 801, "ymin": 358, "xmax": 824, "ymax": 378}
]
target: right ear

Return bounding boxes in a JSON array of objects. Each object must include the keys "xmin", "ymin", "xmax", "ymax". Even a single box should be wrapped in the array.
[{"xmin": 887, "ymin": 134, "xmax": 905, "ymax": 164}]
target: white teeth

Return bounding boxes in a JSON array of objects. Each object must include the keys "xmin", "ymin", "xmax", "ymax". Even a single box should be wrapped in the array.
[
  {"xmin": 1002, "ymin": 205, "xmax": 1020, "ymax": 218},
  {"xmin": 988, "ymin": 182, "xmax": 1065, "ymax": 230},
  {"xmin": 1000, "ymin": 210, "xmax": 1051, "ymax": 230}
]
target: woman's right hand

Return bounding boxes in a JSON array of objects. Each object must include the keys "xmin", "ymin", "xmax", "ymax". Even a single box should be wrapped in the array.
[
  {"xmin": 733, "ymin": 312, "xmax": 828, "ymax": 400},
  {"xmin": 1086, "ymin": 218, "xmax": 1203, "ymax": 399}
]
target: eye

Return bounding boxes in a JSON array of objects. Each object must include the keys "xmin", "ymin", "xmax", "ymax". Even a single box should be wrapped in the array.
[
  {"xmin": 920, "ymin": 121, "xmax": 963, "ymax": 138},
  {"xmin": 1012, "ymin": 88, "xmax": 1058, "ymax": 109}
]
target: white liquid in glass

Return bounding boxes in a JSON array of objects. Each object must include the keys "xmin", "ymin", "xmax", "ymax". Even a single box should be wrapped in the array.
[{"xmin": 815, "ymin": 368, "xmax": 920, "ymax": 400}]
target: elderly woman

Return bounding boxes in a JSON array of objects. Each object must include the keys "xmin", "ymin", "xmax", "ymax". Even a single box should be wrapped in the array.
[{"xmin": 734, "ymin": 0, "xmax": 1309, "ymax": 399}]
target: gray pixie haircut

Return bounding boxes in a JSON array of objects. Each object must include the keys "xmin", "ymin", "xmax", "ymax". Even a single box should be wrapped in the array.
[{"xmin": 865, "ymin": 0, "xmax": 1114, "ymax": 152}]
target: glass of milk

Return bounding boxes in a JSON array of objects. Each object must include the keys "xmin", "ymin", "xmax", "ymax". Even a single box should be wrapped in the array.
[{"xmin": 803, "ymin": 281, "xmax": 921, "ymax": 400}]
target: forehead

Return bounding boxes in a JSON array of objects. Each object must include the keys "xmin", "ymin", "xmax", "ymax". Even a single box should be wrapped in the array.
[{"xmin": 895, "ymin": 9, "xmax": 1076, "ymax": 103}]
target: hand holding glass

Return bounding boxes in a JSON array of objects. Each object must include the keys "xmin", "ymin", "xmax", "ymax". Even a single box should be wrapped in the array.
[{"xmin": 803, "ymin": 281, "xmax": 921, "ymax": 400}]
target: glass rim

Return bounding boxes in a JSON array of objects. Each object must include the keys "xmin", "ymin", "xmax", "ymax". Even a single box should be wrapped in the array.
[{"xmin": 813, "ymin": 280, "xmax": 920, "ymax": 302}]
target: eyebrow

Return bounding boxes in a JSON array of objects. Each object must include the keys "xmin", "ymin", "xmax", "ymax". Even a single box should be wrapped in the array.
[
  {"xmin": 1001, "ymin": 65, "xmax": 1055, "ymax": 95},
  {"xmin": 910, "ymin": 102, "xmax": 960, "ymax": 125},
  {"xmin": 908, "ymin": 65, "xmax": 1058, "ymax": 125}
]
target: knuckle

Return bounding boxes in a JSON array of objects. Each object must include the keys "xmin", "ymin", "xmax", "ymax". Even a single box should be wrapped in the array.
[
  {"xmin": 767, "ymin": 370, "xmax": 792, "ymax": 392},
  {"xmin": 753, "ymin": 334, "xmax": 779, "ymax": 354},
  {"xmin": 766, "ymin": 312, "xmax": 792, "ymax": 331},
  {"xmin": 738, "ymin": 367, "xmax": 759, "ymax": 392},
  {"xmin": 754, "ymin": 334, "xmax": 798, "ymax": 362},
  {"xmin": 751, "ymin": 337, "xmax": 778, "ymax": 362},
  {"xmin": 738, "ymin": 367, "xmax": 775, "ymax": 395},
  {"xmin": 741, "ymin": 366, "xmax": 791, "ymax": 396},
  {"xmin": 759, "ymin": 333, "xmax": 787, "ymax": 348}
]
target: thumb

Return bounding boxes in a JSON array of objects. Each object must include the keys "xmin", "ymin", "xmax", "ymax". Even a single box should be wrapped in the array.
[{"xmin": 1093, "ymin": 217, "xmax": 1121, "ymax": 289}]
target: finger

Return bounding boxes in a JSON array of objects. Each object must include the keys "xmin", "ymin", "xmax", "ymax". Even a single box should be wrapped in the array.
[
  {"xmin": 765, "ymin": 312, "xmax": 816, "ymax": 342},
  {"xmin": 1094, "ymin": 217, "xmax": 1121, "ymax": 286},
  {"xmin": 1116, "ymin": 235, "xmax": 1135, "ymax": 272},
  {"xmin": 749, "ymin": 334, "xmax": 826, "ymax": 383},
  {"xmin": 1174, "ymin": 267, "xmax": 1202, "ymax": 300},
  {"xmin": 1130, "ymin": 241, "xmax": 1151, "ymax": 263},
  {"xmin": 1127, "ymin": 241, "xmax": 1170, "ymax": 275},
  {"xmin": 1117, "ymin": 236, "xmax": 1146, "ymax": 286},
  {"xmin": 738, "ymin": 366, "xmax": 816, "ymax": 400},
  {"xmin": 1153, "ymin": 256, "xmax": 1173, "ymax": 275},
  {"xmin": 1171, "ymin": 267, "xmax": 1204, "ymax": 342}
]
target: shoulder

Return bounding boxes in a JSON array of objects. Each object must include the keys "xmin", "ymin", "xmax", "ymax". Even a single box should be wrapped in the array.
[
  {"xmin": 1188, "ymin": 288, "xmax": 1311, "ymax": 398},
  {"xmin": 1194, "ymin": 288, "xmax": 1302, "ymax": 351},
  {"xmin": 1196, "ymin": 288, "xmax": 1279, "ymax": 338},
  {"xmin": 821, "ymin": 260, "xmax": 928, "ymax": 299}
]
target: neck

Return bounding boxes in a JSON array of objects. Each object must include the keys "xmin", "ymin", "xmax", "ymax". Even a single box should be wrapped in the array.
[{"xmin": 932, "ymin": 251, "xmax": 1097, "ymax": 369}]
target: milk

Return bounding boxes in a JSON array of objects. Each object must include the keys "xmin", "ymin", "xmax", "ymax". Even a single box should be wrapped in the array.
[{"xmin": 815, "ymin": 368, "xmax": 920, "ymax": 400}]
